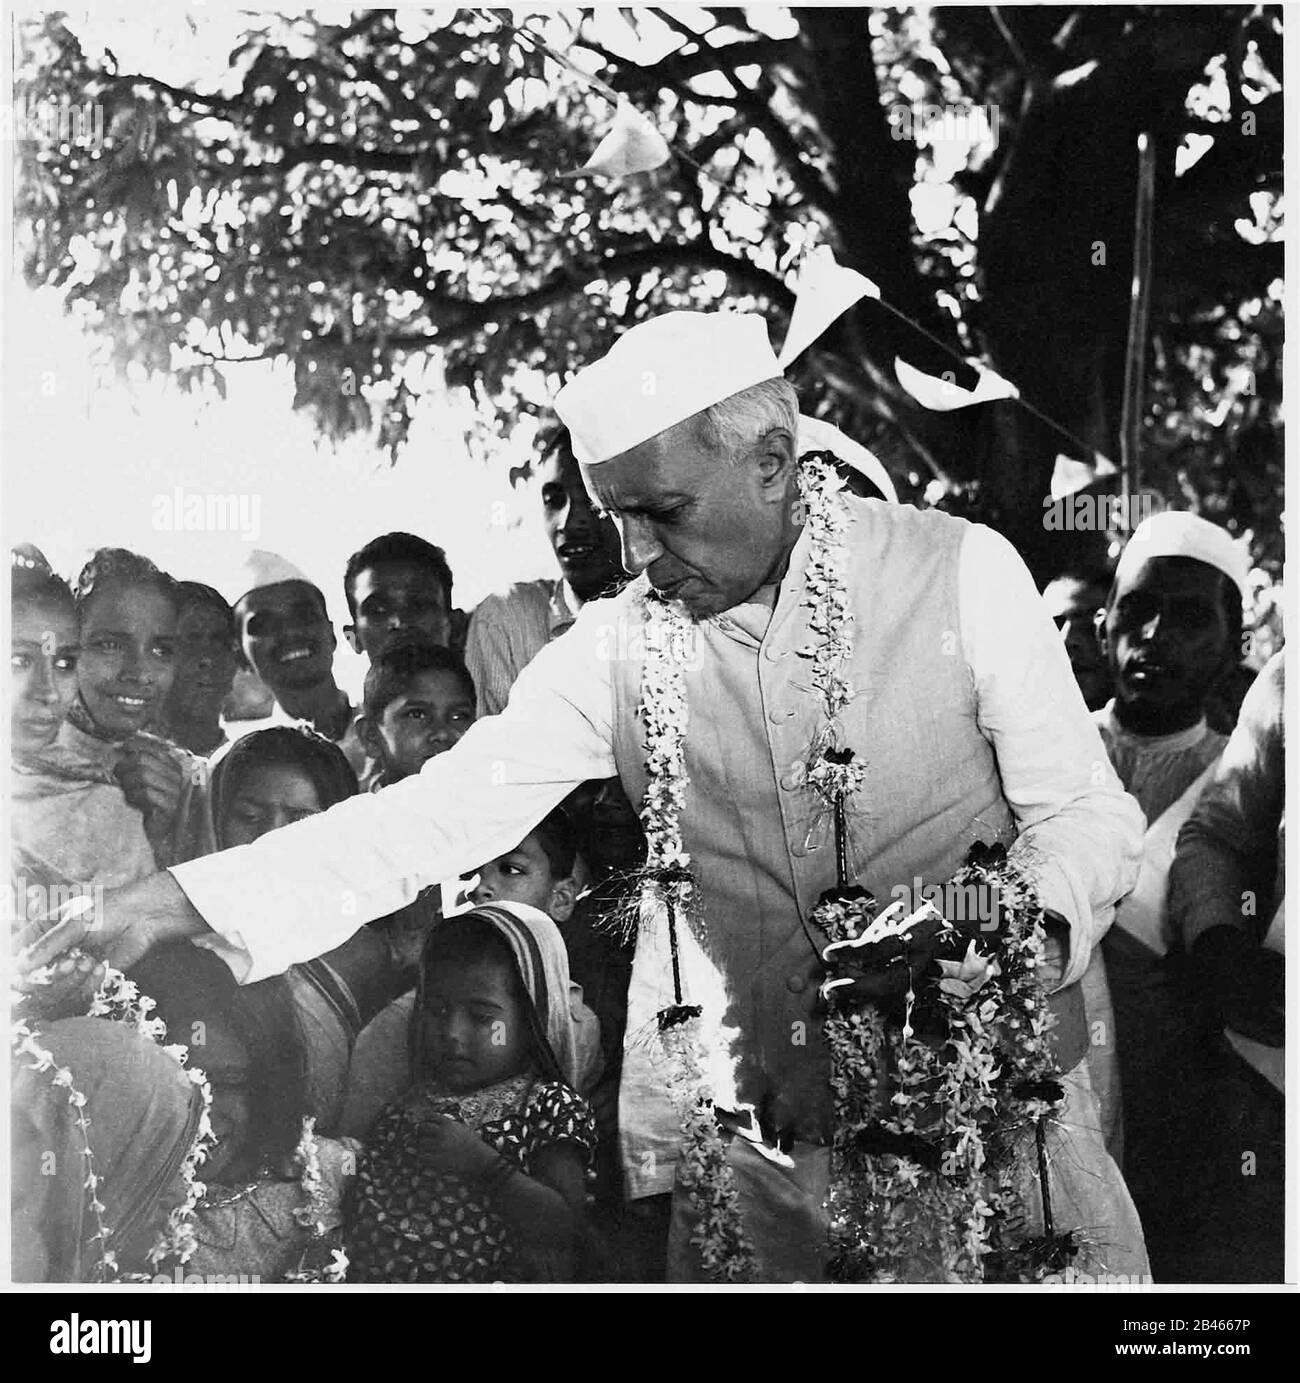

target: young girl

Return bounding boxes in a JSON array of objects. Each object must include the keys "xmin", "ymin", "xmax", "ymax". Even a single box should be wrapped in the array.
[
  {"xmin": 51, "ymin": 548, "xmax": 212, "ymax": 870},
  {"xmin": 208, "ymin": 726, "xmax": 412, "ymax": 1132},
  {"xmin": 9, "ymin": 548, "xmax": 175, "ymax": 898},
  {"xmin": 345, "ymin": 903, "xmax": 598, "ymax": 1282}
]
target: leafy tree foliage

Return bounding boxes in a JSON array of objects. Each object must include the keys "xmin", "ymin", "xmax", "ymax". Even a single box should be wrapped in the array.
[{"xmin": 17, "ymin": 5, "xmax": 1282, "ymax": 578}]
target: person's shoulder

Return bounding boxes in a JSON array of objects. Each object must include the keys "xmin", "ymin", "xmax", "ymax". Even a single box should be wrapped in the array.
[
  {"xmin": 526, "ymin": 1078, "xmax": 594, "ymax": 1119},
  {"xmin": 470, "ymin": 578, "xmax": 557, "ymax": 622}
]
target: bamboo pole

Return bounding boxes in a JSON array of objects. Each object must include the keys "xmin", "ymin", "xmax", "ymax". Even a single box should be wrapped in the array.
[{"xmin": 1120, "ymin": 132, "xmax": 1158, "ymax": 513}]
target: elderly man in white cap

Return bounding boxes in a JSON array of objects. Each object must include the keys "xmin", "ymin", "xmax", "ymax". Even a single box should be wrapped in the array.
[
  {"xmin": 1089, "ymin": 510, "xmax": 1252, "ymax": 1276},
  {"xmin": 23, "ymin": 311, "xmax": 1146, "ymax": 1281},
  {"xmin": 228, "ymin": 550, "xmax": 366, "ymax": 776}
]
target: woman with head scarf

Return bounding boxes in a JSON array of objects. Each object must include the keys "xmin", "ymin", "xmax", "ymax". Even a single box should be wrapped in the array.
[
  {"xmin": 345, "ymin": 902, "xmax": 598, "ymax": 1282},
  {"xmin": 207, "ymin": 727, "xmax": 411, "ymax": 1132},
  {"xmin": 11, "ymin": 1017, "xmax": 206, "ymax": 1282}
]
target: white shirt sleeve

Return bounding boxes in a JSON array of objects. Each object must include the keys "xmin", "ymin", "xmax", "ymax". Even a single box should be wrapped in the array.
[
  {"xmin": 959, "ymin": 524, "xmax": 1145, "ymax": 988},
  {"xmin": 172, "ymin": 599, "xmax": 619, "ymax": 982}
]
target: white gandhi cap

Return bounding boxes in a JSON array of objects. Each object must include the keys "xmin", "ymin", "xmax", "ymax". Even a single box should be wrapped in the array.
[
  {"xmin": 554, "ymin": 310, "xmax": 783, "ymax": 466},
  {"xmin": 1115, "ymin": 511, "xmax": 1251, "ymax": 604}
]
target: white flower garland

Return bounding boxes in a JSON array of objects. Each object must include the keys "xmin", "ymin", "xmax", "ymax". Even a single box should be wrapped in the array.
[
  {"xmin": 10, "ymin": 958, "xmax": 215, "ymax": 1282},
  {"xmin": 283, "ymin": 1116, "xmax": 349, "ymax": 1283}
]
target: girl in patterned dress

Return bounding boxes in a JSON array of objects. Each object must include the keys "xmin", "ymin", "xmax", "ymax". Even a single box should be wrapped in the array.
[{"xmin": 344, "ymin": 902, "xmax": 597, "ymax": 1282}]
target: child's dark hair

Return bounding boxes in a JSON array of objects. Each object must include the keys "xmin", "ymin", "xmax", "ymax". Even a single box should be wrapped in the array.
[
  {"xmin": 529, "ymin": 806, "xmax": 577, "ymax": 881},
  {"xmin": 74, "ymin": 548, "xmax": 178, "ymax": 613},
  {"xmin": 343, "ymin": 532, "xmax": 454, "ymax": 619},
  {"xmin": 209, "ymin": 726, "xmax": 358, "ymax": 848},
  {"xmin": 177, "ymin": 581, "xmax": 236, "ymax": 637},
  {"xmin": 412, "ymin": 913, "xmax": 558, "ymax": 1084},
  {"xmin": 11, "ymin": 547, "xmax": 75, "ymax": 615},
  {"xmin": 131, "ymin": 942, "xmax": 309, "ymax": 1172},
  {"xmin": 362, "ymin": 633, "xmax": 475, "ymax": 719}
]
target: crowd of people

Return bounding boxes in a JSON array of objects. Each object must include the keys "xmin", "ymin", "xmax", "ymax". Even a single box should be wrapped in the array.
[{"xmin": 8, "ymin": 309, "xmax": 1285, "ymax": 1285}]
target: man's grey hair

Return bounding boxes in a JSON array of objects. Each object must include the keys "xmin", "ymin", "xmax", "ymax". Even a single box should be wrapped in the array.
[{"xmin": 693, "ymin": 377, "xmax": 800, "ymax": 462}]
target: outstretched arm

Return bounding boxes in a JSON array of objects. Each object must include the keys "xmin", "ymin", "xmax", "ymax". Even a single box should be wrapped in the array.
[{"xmin": 19, "ymin": 598, "xmax": 622, "ymax": 983}]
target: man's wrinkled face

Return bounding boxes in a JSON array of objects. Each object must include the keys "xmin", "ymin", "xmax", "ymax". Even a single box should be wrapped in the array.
[
  {"xmin": 1103, "ymin": 557, "xmax": 1235, "ymax": 715},
  {"xmin": 581, "ymin": 417, "xmax": 796, "ymax": 618},
  {"xmin": 235, "ymin": 581, "xmax": 336, "ymax": 694},
  {"xmin": 540, "ymin": 443, "xmax": 623, "ymax": 603},
  {"xmin": 345, "ymin": 560, "xmax": 451, "ymax": 660}
]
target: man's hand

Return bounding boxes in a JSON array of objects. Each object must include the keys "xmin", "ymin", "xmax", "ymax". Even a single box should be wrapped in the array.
[
  {"xmin": 116, "ymin": 735, "xmax": 186, "ymax": 856},
  {"xmin": 417, "ymin": 1115, "xmax": 497, "ymax": 1178},
  {"xmin": 14, "ymin": 873, "xmax": 205, "ymax": 976},
  {"xmin": 12, "ymin": 950, "xmax": 107, "ymax": 1023}
]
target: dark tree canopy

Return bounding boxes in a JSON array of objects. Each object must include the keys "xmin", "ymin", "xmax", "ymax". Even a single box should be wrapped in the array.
[{"xmin": 17, "ymin": 5, "xmax": 1283, "ymax": 578}]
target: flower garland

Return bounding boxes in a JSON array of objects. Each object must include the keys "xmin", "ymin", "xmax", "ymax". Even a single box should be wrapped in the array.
[
  {"xmin": 630, "ymin": 595, "xmax": 757, "ymax": 1282},
  {"xmin": 11, "ymin": 957, "xmax": 216, "ymax": 1283},
  {"xmin": 815, "ymin": 847, "xmax": 1075, "ymax": 1282},
  {"xmin": 283, "ymin": 1116, "xmax": 349, "ymax": 1283}
]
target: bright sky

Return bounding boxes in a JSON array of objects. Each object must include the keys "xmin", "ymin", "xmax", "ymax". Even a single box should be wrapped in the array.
[{"xmin": 2, "ymin": 281, "xmax": 556, "ymax": 700}]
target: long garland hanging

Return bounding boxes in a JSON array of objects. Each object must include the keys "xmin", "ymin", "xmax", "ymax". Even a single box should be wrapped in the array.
[
  {"xmin": 625, "ymin": 448, "xmax": 1079, "ymax": 1282},
  {"xmin": 11, "ymin": 957, "xmax": 216, "ymax": 1282}
]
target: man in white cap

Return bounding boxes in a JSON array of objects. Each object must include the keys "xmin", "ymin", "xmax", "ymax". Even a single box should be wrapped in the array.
[
  {"xmin": 1090, "ymin": 510, "xmax": 1251, "ymax": 1276},
  {"xmin": 228, "ymin": 550, "xmax": 366, "ymax": 775},
  {"xmin": 23, "ymin": 310, "xmax": 1146, "ymax": 1280}
]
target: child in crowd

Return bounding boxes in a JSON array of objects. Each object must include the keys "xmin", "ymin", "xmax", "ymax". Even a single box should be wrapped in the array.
[
  {"xmin": 342, "ymin": 531, "xmax": 457, "ymax": 662},
  {"xmin": 337, "ymin": 806, "xmax": 603, "ymax": 1139},
  {"xmin": 345, "ymin": 904, "xmax": 598, "ymax": 1282},
  {"xmin": 156, "ymin": 582, "xmax": 239, "ymax": 758},
  {"xmin": 356, "ymin": 633, "xmax": 477, "ymax": 788},
  {"xmin": 207, "ymin": 727, "xmax": 412, "ymax": 1132},
  {"xmin": 231, "ymin": 550, "xmax": 365, "ymax": 774},
  {"xmin": 12, "ymin": 548, "xmax": 211, "ymax": 898},
  {"xmin": 131, "ymin": 942, "xmax": 359, "ymax": 1282},
  {"xmin": 10, "ymin": 548, "xmax": 80, "ymax": 761}
]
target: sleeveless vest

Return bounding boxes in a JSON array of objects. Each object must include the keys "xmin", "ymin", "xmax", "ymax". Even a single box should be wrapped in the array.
[{"xmin": 604, "ymin": 500, "xmax": 1016, "ymax": 1196}]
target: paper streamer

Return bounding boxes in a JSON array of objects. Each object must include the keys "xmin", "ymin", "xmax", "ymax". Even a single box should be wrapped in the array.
[
  {"xmin": 894, "ymin": 356, "xmax": 1019, "ymax": 412},
  {"xmin": 568, "ymin": 100, "xmax": 671, "ymax": 180},
  {"xmin": 777, "ymin": 245, "xmax": 881, "ymax": 369}
]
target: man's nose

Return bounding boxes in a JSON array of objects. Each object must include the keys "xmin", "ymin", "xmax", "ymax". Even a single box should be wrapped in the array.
[
  {"xmin": 469, "ymin": 877, "xmax": 493, "ymax": 905},
  {"xmin": 28, "ymin": 661, "xmax": 60, "ymax": 703},
  {"xmin": 621, "ymin": 517, "xmax": 663, "ymax": 575}
]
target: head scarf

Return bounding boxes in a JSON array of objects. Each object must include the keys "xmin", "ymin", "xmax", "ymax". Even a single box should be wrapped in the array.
[
  {"xmin": 11, "ymin": 1017, "xmax": 205, "ymax": 1281},
  {"xmin": 208, "ymin": 726, "xmax": 358, "ymax": 850},
  {"xmin": 415, "ymin": 902, "xmax": 586, "ymax": 1091}
]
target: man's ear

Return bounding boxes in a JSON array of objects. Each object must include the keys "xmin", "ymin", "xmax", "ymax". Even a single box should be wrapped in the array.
[
  {"xmin": 1093, "ymin": 607, "xmax": 1110, "ymax": 658},
  {"xmin": 547, "ymin": 876, "xmax": 578, "ymax": 924},
  {"xmin": 356, "ymin": 714, "xmax": 383, "ymax": 760},
  {"xmin": 343, "ymin": 624, "xmax": 361, "ymax": 655},
  {"xmin": 753, "ymin": 426, "xmax": 797, "ymax": 498}
]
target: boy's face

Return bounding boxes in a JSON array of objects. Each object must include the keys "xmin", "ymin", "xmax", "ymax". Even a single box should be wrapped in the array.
[
  {"xmin": 345, "ymin": 560, "xmax": 451, "ymax": 660},
  {"xmin": 1102, "ymin": 557, "xmax": 1235, "ymax": 717},
  {"xmin": 540, "ymin": 445, "xmax": 623, "ymax": 604},
  {"xmin": 363, "ymin": 668, "xmax": 475, "ymax": 781},
  {"xmin": 1043, "ymin": 576, "xmax": 1111, "ymax": 711},
  {"xmin": 77, "ymin": 583, "xmax": 178, "ymax": 737},
  {"xmin": 221, "ymin": 762, "xmax": 324, "ymax": 847},
  {"xmin": 420, "ymin": 958, "xmax": 530, "ymax": 1093},
  {"xmin": 11, "ymin": 596, "xmax": 80, "ymax": 754},
  {"xmin": 166, "ymin": 603, "xmax": 238, "ymax": 721},
  {"xmin": 235, "ymin": 581, "xmax": 336, "ymax": 695},
  {"xmin": 467, "ymin": 831, "xmax": 576, "ymax": 921}
]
